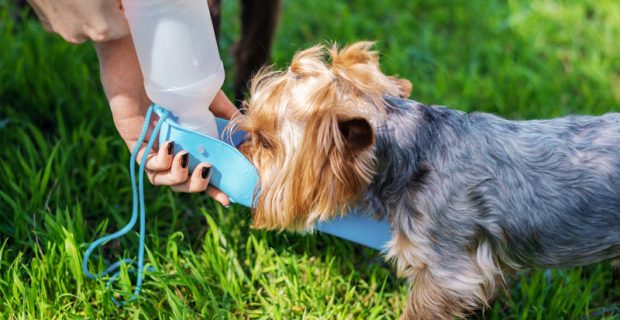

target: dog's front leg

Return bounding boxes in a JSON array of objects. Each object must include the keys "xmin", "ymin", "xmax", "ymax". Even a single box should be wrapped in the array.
[{"xmin": 388, "ymin": 232, "xmax": 501, "ymax": 319}]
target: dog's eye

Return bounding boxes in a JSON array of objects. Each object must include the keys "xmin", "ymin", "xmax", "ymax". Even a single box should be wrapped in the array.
[{"xmin": 255, "ymin": 134, "xmax": 273, "ymax": 149}]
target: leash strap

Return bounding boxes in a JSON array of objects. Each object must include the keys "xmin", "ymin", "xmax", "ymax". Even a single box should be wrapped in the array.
[{"xmin": 82, "ymin": 104, "xmax": 169, "ymax": 305}]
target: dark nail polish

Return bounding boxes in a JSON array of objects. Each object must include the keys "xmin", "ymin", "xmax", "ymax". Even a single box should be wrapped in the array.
[
  {"xmin": 167, "ymin": 142, "xmax": 174, "ymax": 155},
  {"xmin": 201, "ymin": 166, "xmax": 211, "ymax": 179},
  {"xmin": 181, "ymin": 153, "xmax": 189, "ymax": 168}
]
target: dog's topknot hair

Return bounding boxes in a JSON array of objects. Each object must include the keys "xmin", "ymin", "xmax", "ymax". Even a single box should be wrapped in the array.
[
  {"xmin": 288, "ymin": 45, "xmax": 329, "ymax": 78},
  {"xmin": 329, "ymin": 41, "xmax": 401, "ymax": 98},
  {"xmin": 283, "ymin": 42, "xmax": 404, "ymax": 106}
]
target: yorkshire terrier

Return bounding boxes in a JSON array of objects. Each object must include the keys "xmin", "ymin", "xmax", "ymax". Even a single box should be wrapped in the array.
[{"xmin": 233, "ymin": 42, "xmax": 620, "ymax": 319}]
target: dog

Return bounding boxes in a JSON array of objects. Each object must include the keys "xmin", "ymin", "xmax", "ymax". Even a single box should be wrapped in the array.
[{"xmin": 232, "ymin": 41, "xmax": 620, "ymax": 319}]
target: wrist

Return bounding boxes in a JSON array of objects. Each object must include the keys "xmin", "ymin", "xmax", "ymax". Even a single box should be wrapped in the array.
[
  {"xmin": 95, "ymin": 36, "xmax": 150, "ymax": 110},
  {"xmin": 94, "ymin": 35, "xmax": 152, "ymax": 145}
]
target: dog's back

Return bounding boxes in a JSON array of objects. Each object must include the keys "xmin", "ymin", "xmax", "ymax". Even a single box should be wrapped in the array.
[
  {"xmin": 464, "ymin": 110, "xmax": 620, "ymax": 267},
  {"xmin": 381, "ymin": 97, "xmax": 620, "ymax": 269},
  {"xmin": 371, "ymin": 99, "xmax": 620, "ymax": 267},
  {"xmin": 465, "ymin": 111, "xmax": 620, "ymax": 267}
]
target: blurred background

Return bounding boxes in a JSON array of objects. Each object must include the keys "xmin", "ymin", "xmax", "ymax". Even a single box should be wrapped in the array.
[{"xmin": 1, "ymin": 0, "xmax": 619, "ymax": 318}]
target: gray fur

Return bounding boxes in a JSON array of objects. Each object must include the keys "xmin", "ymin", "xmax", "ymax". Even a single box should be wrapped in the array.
[{"xmin": 366, "ymin": 96, "xmax": 620, "ymax": 270}]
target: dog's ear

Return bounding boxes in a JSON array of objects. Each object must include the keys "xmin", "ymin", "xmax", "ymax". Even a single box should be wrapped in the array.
[
  {"xmin": 338, "ymin": 117, "xmax": 374, "ymax": 152},
  {"xmin": 329, "ymin": 42, "xmax": 402, "ymax": 98},
  {"xmin": 389, "ymin": 76, "xmax": 413, "ymax": 98}
]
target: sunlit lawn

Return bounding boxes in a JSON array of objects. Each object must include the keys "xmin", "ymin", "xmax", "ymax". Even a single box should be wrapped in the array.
[{"xmin": 1, "ymin": 0, "xmax": 620, "ymax": 318}]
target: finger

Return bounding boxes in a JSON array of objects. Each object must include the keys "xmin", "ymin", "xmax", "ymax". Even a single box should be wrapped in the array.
[
  {"xmin": 170, "ymin": 163, "xmax": 212, "ymax": 193},
  {"xmin": 84, "ymin": 21, "xmax": 109, "ymax": 42},
  {"xmin": 82, "ymin": 0, "xmax": 129, "ymax": 42},
  {"xmin": 206, "ymin": 186, "xmax": 231, "ymax": 207},
  {"xmin": 63, "ymin": 33, "xmax": 88, "ymax": 44},
  {"xmin": 105, "ymin": 5, "xmax": 131, "ymax": 40},
  {"xmin": 146, "ymin": 152, "xmax": 189, "ymax": 186},
  {"xmin": 53, "ymin": 25, "xmax": 88, "ymax": 44},
  {"xmin": 37, "ymin": 0, "xmax": 87, "ymax": 44},
  {"xmin": 87, "ymin": 14, "xmax": 129, "ymax": 42},
  {"xmin": 142, "ymin": 140, "xmax": 174, "ymax": 171},
  {"xmin": 129, "ymin": 137, "xmax": 169, "ymax": 171}
]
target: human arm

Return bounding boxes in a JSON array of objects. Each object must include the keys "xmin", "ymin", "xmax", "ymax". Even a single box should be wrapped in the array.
[{"xmin": 94, "ymin": 35, "xmax": 232, "ymax": 206}]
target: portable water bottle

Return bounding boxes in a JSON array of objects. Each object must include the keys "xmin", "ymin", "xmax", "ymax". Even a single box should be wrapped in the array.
[{"xmin": 122, "ymin": 0, "xmax": 224, "ymax": 138}]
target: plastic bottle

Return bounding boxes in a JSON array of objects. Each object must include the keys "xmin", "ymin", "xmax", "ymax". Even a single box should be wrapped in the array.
[{"xmin": 122, "ymin": 0, "xmax": 224, "ymax": 138}]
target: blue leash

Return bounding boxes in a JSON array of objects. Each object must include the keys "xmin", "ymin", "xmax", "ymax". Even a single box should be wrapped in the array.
[{"xmin": 82, "ymin": 104, "xmax": 168, "ymax": 305}]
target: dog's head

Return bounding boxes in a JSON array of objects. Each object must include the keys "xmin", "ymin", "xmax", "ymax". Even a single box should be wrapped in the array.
[{"xmin": 234, "ymin": 42, "xmax": 412, "ymax": 230}]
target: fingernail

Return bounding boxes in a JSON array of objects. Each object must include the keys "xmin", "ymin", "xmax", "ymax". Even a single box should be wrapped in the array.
[
  {"xmin": 224, "ymin": 204, "xmax": 230, "ymax": 208},
  {"xmin": 167, "ymin": 141, "xmax": 174, "ymax": 155},
  {"xmin": 201, "ymin": 166, "xmax": 211, "ymax": 179},
  {"xmin": 181, "ymin": 153, "xmax": 189, "ymax": 168}
]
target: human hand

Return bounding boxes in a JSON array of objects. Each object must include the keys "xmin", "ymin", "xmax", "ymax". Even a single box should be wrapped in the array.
[
  {"xmin": 95, "ymin": 36, "xmax": 232, "ymax": 206},
  {"xmin": 26, "ymin": 0, "xmax": 129, "ymax": 43}
]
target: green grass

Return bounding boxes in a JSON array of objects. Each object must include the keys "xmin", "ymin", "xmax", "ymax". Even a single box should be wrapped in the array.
[{"xmin": 1, "ymin": 0, "xmax": 620, "ymax": 318}]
